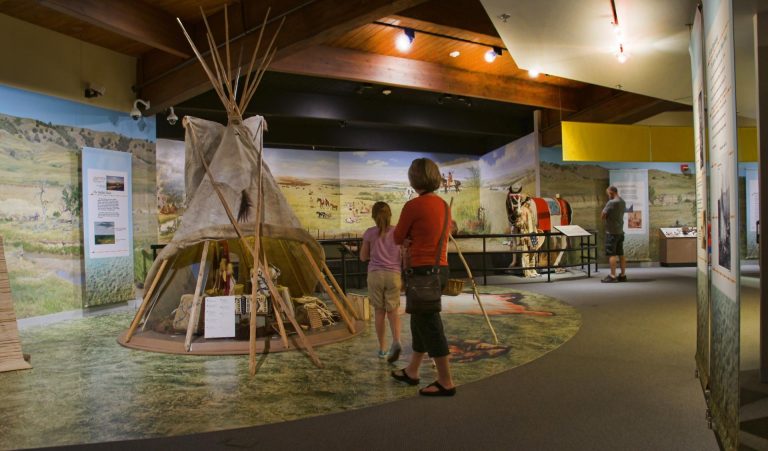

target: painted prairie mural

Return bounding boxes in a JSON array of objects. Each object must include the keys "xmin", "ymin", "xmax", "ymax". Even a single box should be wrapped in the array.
[
  {"xmin": 0, "ymin": 84, "xmax": 156, "ymax": 318},
  {"xmin": 479, "ymin": 133, "xmax": 539, "ymax": 235}
]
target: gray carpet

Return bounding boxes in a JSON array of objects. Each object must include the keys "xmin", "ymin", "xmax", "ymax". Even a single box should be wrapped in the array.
[{"xmin": 52, "ymin": 267, "xmax": 732, "ymax": 451}]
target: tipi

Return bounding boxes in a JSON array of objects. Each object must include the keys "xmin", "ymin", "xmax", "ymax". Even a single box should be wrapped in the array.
[{"xmin": 119, "ymin": 8, "xmax": 359, "ymax": 371}]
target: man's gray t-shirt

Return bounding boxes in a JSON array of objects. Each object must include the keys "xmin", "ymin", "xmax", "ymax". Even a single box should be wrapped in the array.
[{"xmin": 602, "ymin": 197, "xmax": 626, "ymax": 235}]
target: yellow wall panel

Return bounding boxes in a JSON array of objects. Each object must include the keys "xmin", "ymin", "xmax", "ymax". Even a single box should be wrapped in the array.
[
  {"xmin": 648, "ymin": 127, "xmax": 694, "ymax": 161},
  {"xmin": 562, "ymin": 122, "xmax": 650, "ymax": 162},
  {"xmin": 0, "ymin": 14, "xmax": 136, "ymax": 112},
  {"xmin": 563, "ymin": 122, "xmax": 756, "ymax": 163},
  {"xmin": 738, "ymin": 128, "xmax": 757, "ymax": 162}
]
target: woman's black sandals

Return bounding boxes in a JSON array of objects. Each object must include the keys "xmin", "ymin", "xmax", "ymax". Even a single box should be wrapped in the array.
[
  {"xmin": 418, "ymin": 381, "xmax": 456, "ymax": 397},
  {"xmin": 391, "ymin": 368, "xmax": 420, "ymax": 386}
]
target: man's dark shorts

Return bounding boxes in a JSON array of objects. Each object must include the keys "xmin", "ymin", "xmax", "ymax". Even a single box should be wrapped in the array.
[{"xmin": 605, "ymin": 233, "xmax": 625, "ymax": 256}]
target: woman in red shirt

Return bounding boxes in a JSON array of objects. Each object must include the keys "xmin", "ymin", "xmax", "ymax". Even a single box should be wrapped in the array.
[{"xmin": 390, "ymin": 158, "xmax": 456, "ymax": 396}]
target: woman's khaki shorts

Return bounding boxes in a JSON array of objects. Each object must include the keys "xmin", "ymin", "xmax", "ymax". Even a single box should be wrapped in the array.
[{"xmin": 367, "ymin": 270, "xmax": 402, "ymax": 312}]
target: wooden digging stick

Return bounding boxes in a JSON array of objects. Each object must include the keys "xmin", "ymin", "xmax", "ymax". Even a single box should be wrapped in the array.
[
  {"xmin": 301, "ymin": 244, "xmax": 355, "ymax": 334},
  {"xmin": 125, "ymin": 259, "xmax": 168, "ymax": 342},
  {"xmin": 263, "ymin": 252, "xmax": 289, "ymax": 349},
  {"xmin": 320, "ymin": 260, "xmax": 356, "ymax": 316},
  {"xmin": 257, "ymin": 258, "xmax": 323, "ymax": 368},
  {"xmin": 450, "ymin": 235, "xmax": 499, "ymax": 344},
  {"xmin": 185, "ymin": 241, "xmax": 210, "ymax": 352}
]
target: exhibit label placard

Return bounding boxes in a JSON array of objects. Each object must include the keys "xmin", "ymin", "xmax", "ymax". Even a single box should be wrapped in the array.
[
  {"xmin": 703, "ymin": 0, "xmax": 740, "ymax": 448},
  {"xmin": 82, "ymin": 147, "xmax": 134, "ymax": 307},
  {"xmin": 204, "ymin": 296, "xmax": 236, "ymax": 338},
  {"xmin": 609, "ymin": 169, "xmax": 649, "ymax": 260},
  {"xmin": 690, "ymin": 4, "xmax": 711, "ymax": 392}
]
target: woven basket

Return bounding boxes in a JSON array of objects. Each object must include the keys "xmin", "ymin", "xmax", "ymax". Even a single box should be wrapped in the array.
[{"xmin": 443, "ymin": 279, "xmax": 465, "ymax": 296}]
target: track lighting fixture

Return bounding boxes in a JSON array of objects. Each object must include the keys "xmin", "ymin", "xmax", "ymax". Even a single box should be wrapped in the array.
[
  {"xmin": 395, "ymin": 28, "xmax": 415, "ymax": 52},
  {"xmin": 485, "ymin": 46, "xmax": 502, "ymax": 63}
]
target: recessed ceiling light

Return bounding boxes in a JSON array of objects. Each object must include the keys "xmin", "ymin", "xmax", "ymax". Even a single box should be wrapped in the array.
[
  {"xmin": 449, "ymin": 50, "xmax": 460, "ymax": 58},
  {"xmin": 382, "ymin": 88, "xmax": 392, "ymax": 95}
]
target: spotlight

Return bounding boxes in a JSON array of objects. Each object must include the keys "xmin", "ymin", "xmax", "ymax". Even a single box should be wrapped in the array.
[
  {"xmin": 449, "ymin": 50, "xmax": 460, "ymax": 58},
  {"xmin": 166, "ymin": 106, "xmax": 178, "ymax": 125},
  {"xmin": 130, "ymin": 99, "xmax": 150, "ymax": 120},
  {"xmin": 381, "ymin": 88, "xmax": 392, "ymax": 96},
  {"xmin": 485, "ymin": 46, "xmax": 502, "ymax": 63},
  {"xmin": 616, "ymin": 44, "xmax": 628, "ymax": 63},
  {"xmin": 528, "ymin": 68, "xmax": 540, "ymax": 78},
  {"xmin": 395, "ymin": 28, "xmax": 415, "ymax": 52}
]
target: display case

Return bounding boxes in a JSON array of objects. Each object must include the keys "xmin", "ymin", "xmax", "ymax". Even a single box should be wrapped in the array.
[{"xmin": 659, "ymin": 227, "xmax": 697, "ymax": 266}]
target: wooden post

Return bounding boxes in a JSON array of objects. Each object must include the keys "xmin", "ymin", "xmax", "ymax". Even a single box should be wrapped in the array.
[
  {"xmin": 263, "ymin": 253, "xmax": 289, "ymax": 349},
  {"xmin": 301, "ymin": 244, "xmax": 355, "ymax": 334},
  {"xmin": 321, "ymin": 260, "xmax": 356, "ymax": 315},
  {"xmin": 125, "ymin": 259, "xmax": 168, "ymax": 343},
  {"xmin": 248, "ymin": 292, "xmax": 258, "ymax": 376},
  {"xmin": 258, "ymin": 258, "xmax": 323, "ymax": 368},
  {"xmin": 185, "ymin": 241, "xmax": 210, "ymax": 352},
  {"xmin": 450, "ymin": 235, "xmax": 499, "ymax": 344}
]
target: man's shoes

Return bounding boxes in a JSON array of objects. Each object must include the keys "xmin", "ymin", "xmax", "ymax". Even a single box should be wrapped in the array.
[
  {"xmin": 617, "ymin": 274, "xmax": 627, "ymax": 282},
  {"xmin": 601, "ymin": 275, "xmax": 618, "ymax": 283}
]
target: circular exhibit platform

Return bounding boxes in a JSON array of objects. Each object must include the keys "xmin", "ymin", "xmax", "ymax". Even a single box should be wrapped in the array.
[
  {"xmin": 2, "ymin": 285, "xmax": 580, "ymax": 449},
  {"xmin": 117, "ymin": 320, "xmax": 365, "ymax": 355}
]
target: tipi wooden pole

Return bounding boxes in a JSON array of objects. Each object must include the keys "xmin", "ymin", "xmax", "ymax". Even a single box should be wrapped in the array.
[
  {"xmin": 450, "ymin": 235, "xmax": 499, "ymax": 344},
  {"xmin": 263, "ymin": 253, "xmax": 289, "ymax": 349},
  {"xmin": 248, "ymin": 289, "xmax": 258, "ymax": 376},
  {"xmin": 185, "ymin": 241, "xmax": 210, "ymax": 352},
  {"xmin": 257, "ymin": 259, "xmax": 323, "ymax": 368},
  {"xmin": 320, "ymin": 260, "xmax": 355, "ymax": 315},
  {"xmin": 300, "ymin": 244, "xmax": 355, "ymax": 334},
  {"xmin": 126, "ymin": 258, "xmax": 168, "ymax": 343}
]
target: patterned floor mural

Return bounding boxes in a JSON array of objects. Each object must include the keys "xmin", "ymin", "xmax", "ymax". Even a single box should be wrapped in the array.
[{"xmin": 0, "ymin": 286, "xmax": 581, "ymax": 449}]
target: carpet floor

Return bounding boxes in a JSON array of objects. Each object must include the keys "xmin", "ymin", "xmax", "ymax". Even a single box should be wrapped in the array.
[{"xmin": 38, "ymin": 267, "xmax": 751, "ymax": 450}]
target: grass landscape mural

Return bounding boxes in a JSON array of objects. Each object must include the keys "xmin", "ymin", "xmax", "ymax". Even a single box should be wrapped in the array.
[
  {"xmin": 540, "ymin": 148, "xmax": 696, "ymax": 262},
  {"xmin": 0, "ymin": 85, "xmax": 156, "ymax": 318}
]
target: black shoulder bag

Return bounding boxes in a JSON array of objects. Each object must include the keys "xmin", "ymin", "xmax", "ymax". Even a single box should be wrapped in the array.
[{"xmin": 404, "ymin": 200, "xmax": 449, "ymax": 314}]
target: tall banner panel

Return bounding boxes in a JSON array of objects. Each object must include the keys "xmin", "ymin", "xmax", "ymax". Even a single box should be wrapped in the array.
[
  {"xmin": 691, "ymin": 6, "xmax": 711, "ymax": 392},
  {"xmin": 704, "ymin": 0, "xmax": 740, "ymax": 448},
  {"xmin": 82, "ymin": 147, "xmax": 134, "ymax": 307},
  {"xmin": 745, "ymin": 168, "xmax": 759, "ymax": 258},
  {"xmin": 608, "ymin": 169, "xmax": 649, "ymax": 260}
]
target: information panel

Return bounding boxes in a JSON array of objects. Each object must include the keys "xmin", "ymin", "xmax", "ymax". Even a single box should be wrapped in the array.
[
  {"xmin": 703, "ymin": 0, "xmax": 740, "ymax": 448},
  {"xmin": 609, "ymin": 169, "xmax": 649, "ymax": 260},
  {"xmin": 691, "ymin": 5, "xmax": 711, "ymax": 393},
  {"xmin": 82, "ymin": 147, "xmax": 134, "ymax": 307}
]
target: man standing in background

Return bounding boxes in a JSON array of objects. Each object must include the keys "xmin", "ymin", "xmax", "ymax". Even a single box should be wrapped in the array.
[{"xmin": 601, "ymin": 185, "xmax": 627, "ymax": 283}]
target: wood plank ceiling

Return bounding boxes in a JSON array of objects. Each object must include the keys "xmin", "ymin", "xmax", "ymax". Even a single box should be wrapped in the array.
[{"xmin": 0, "ymin": 0, "xmax": 689, "ymax": 151}]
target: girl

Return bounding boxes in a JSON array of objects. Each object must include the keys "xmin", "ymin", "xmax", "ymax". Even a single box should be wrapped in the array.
[{"xmin": 360, "ymin": 201, "xmax": 403, "ymax": 362}]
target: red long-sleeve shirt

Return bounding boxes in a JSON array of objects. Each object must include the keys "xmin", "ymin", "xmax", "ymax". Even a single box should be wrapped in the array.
[{"xmin": 393, "ymin": 193, "xmax": 451, "ymax": 267}]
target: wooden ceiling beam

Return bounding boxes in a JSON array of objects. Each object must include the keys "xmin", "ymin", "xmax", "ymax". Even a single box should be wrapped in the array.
[
  {"xmin": 37, "ymin": 0, "xmax": 191, "ymax": 58},
  {"xmin": 269, "ymin": 45, "xmax": 581, "ymax": 111},
  {"xmin": 137, "ymin": 0, "xmax": 428, "ymax": 113},
  {"xmin": 540, "ymin": 91, "xmax": 691, "ymax": 147}
]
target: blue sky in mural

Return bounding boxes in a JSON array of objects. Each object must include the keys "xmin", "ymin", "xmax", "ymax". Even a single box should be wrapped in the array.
[
  {"xmin": 0, "ymin": 84, "xmax": 155, "ymax": 140},
  {"xmin": 340, "ymin": 150, "xmax": 476, "ymax": 181},
  {"xmin": 263, "ymin": 147, "xmax": 339, "ymax": 180}
]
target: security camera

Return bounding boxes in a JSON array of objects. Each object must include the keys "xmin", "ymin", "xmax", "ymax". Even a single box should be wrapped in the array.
[
  {"xmin": 166, "ymin": 106, "xmax": 178, "ymax": 125},
  {"xmin": 130, "ymin": 99, "xmax": 150, "ymax": 121},
  {"xmin": 84, "ymin": 83, "xmax": 105, "ymax": 98}
]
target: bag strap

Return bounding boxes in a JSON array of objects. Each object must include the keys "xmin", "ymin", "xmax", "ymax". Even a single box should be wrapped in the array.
[{"xmin": 432, "ymin": 200, "xmax": 450, "ymax": 270}]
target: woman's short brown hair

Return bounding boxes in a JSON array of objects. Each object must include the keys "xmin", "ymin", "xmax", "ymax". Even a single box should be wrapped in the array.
[{"xmin": 407, "ymin": 158, "xmax": 442, "ymax": 193}]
